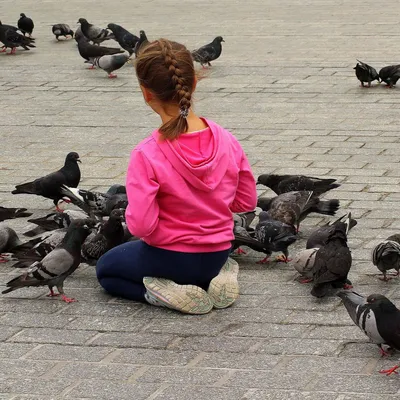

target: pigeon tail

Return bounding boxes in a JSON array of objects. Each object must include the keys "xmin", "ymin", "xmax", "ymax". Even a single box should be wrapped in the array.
[
  {"xmin": 12, "ymin": 182, "xmax": 38, "ymax": 195},
  {"xmin": 311, "ymin": 199, "xmax": 340, "ymax": 216}
]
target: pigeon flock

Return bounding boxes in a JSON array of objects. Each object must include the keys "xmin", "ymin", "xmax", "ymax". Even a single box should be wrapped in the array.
[
  {"xmin": 0, "ymin": 13, "xmax": 225, "ymax": 78},
  {"xmin": 1, "ymin": 12, "xmax": 400, "ymax": 378}
]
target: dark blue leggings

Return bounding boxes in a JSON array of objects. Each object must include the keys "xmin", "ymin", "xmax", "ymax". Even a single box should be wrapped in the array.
[{"xmin": 96, "ymin": 240, "xmax": 231, "ymax": 302}]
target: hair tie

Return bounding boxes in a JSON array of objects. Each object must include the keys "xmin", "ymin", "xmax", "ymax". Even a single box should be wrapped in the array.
[{"xmin": 179, "ymin": 107, "xmax": 189, "ymax": 119}]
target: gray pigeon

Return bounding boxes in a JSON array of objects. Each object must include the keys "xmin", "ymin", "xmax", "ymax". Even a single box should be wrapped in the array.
[
  {"xmin": 60, "ymin": 184, "xmax": 128, "ymax": 217},
  {"xmin": 192, "ymin": 36, "xmax": 224, "ymax": 68},
  {"xmin": 90, "ymin": 52, "xmax": 130, "ymax": 78},
  {"xmin": 354, "ymin": 60, "xmax": 380, "ymax": 87},
  {"xmin": 52, "ymin": 24, "xmax": 74, "ymax": 40},
  {"xmin": 74, "ymin": 26, "xmax": 87, "ymax": 44},
  {"xmin": 2, "ymin": 220, "xmax": 92, "ymax": 302},
  {"xmin": 134, "ymin": 30, "xmax": 149, "ymax": 57},
  {"xmin": 337, "ymin": 291, "xmax": 400, "ymax": 375},
  {"xmin": 0, "ymin": 21, "xmax": 35, "ymax": 54},
  {"xmin": 258, "ymin": 191, "xmax": 340, "ymax": 232},
  {"xmin": 78, "ymin": 18, "xmax": 114, "ymax": 45},
  {"xmin": 0, "ymin": 206, "xmax": 32, "ymax": 222},
  {"xmin": 379, "ymin": 65, "xmax": 400, "ymax": 88},
  {"xmin": 82, "ymin": 209, "xmax": 125, "ymax": 262},
  {"xmin": 0, "ymin": 224, "xmax": 22, "ymax": 262},
  {"xmin": 77, "ymin": 38, "xmax": 124, "ymax": 69},
  {"xmin": 232, "ymin": 211, "xmax": 255, "ymax": 254},
  {"xmin": 372, "ymin": 234, "xmax": 400, "ymax": 281}
]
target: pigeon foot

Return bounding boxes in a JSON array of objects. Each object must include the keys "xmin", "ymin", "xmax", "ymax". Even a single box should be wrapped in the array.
[
  {"xmin": 235, "ymin": 248, "xmax": 247, "ymax": 255},
  {"xmin": 88, "ymin": 65, "xmax": 95, "ymax": 70},
  {"xmin": 380, "ymin": 365, "xmax": 399, "ymax": 376},
  {"xmin": 275, "ymin": 255, "xmax": 291, "ymax": 263},
  {"xmin": 61, "ymin": 294, "xmax": 76, "ymax": 303},
  {"xmin": 6, "ymin": 49, "xmax": 16, "ymax": 55},
  {"xmin": 0, "ymin": 47, "xmax": 6, "ymax": 53},
  {"xmin": 379, "ymin": 347, "xmax": 392, "ymax": 358},
  {"xmin": 343, "ymin": 283, "xmax": 353, "ymax": 289},
  {"xmin": 256, "ymin": 256, "xmax": 270, "ymax": 264},
  {"xmin": 299, "ymin": 277, "xmax": 313, "ymax": 284},
  {"xmin": 108, "ymin": 74, "xmax": 117, "ymax": 79},
  {"xmin": 379, "ymin": 275, "xmax": 393, "ymax": 282},
  {"xmin": 46, "ymin": 289, "xmax": 60, "ymax": 297}
]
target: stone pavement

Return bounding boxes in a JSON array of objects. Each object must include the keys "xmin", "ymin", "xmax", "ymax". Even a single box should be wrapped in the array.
[{"xmin": 1, "ymin": 0, "xmax": 400, "ymax": 398}]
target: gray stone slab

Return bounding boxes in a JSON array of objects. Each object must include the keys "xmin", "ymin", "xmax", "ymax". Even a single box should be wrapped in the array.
[{"xmin": 152, "ymin": 386, "xmax": 248, "ymax": 400}]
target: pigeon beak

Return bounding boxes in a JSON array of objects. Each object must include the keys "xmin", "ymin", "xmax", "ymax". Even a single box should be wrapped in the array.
[
  {"xmin": 222, "ymin": 39, "xmax": 225, "ymax": 42},
  {"xmin": 77, "ymin": 159, "xmax": 82, "ymax": 163}
]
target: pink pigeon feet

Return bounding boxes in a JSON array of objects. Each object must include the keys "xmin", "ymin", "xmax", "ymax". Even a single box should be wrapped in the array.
[
  {"xmin": 46, "ymin": 289, "xmax": 60, "ymax": 297},
  {"xmin": 379, "ymin": 347, "xmax": 392, "ymax": 358},
  {"xmin": 6, "ymin": 48, "xmax": 16, "ymax": 55},
  {"xmin": 380, "ymin": 365, "xmax": 399, "ymax": 376},
  {"xmin": 256, "ymin": 256, "xmax": 270, "ymax": 264},
  {"xmin": 87, "ymin": 65, "xmax": 95, "ymax": 69},
  {"xmin": 275, "ymin": 255, "xmax": 291, "ymax": 263},
  {"xmin": 108, "ymin": 73, "xmax": 117, "ymax": 79},
  {"xmin": 0, "ymin": 255, "xmax": 7, "ymax": 263},
  {"xmin": 343, "ymin": 283, "xmax": 353, "ymax": 290},
  {"xmin": 0, "ymin": 47, "xmax": 6, "ymax": 53},
  {"xmin": 61, "ymin": 294, "xmax": 76, "ymax": 303},
  {"xmin": 235, "ymin": 248, "xmax": 247, "ymax": 255},
  {"xmin": 299, "ymin": 277, "xmax": 313, "ymax": 284}
]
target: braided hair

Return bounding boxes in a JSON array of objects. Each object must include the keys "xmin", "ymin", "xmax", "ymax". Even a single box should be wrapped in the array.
[{"xmin": 135, "ymin": 38, "xmax": 195, "ymax": 140}]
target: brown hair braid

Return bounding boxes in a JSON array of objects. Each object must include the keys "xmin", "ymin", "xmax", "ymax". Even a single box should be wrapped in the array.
[{"xmin": 135, "ymin": 38, "xmax": 195, "ymax": 140}]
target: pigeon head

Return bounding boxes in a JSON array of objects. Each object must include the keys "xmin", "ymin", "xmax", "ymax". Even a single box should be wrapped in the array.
[
  {"xmin": 139, "ymin": 30, "xmax": 147, "ymax": 38},
  {"xmin": 214, "ymin": 36, "xmax": 225, "ymax": 43},
  {"xmin": 258, "ymin": 211, "xmax": 272, "ymax": 223},
  {"xmin": 256, "ymin": 174, "xmax": 279, "ymax": 186},
  {"xmin": 257, "ymin": 197, "xmax": 273, "ymax": 211},
  {"xmin": 20, "ymin": 13, "xmax": 26, "ymax": 18},
  {"xmin": 66, "ymin": 152, "xmax": 81, "ymax": 163},
  {"xmin": 78, "ymin": 18, "xmax": 88, "ymax": 25},
  {"xmin": 107, "ymin": 23, "xmax": 118, "ymax": 32},
  {"xmin": 110, "ymin": 209, "xmax": 125, "ymax": 221},
  {"xmin": 367, "ymin": 294, "xmax": 399, "ymax": 313}
]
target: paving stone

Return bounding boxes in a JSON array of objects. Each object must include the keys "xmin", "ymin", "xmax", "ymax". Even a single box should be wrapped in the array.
[
  {"xmin": 152, "ymin": 386, "xmax": 248, "ymax": 400},
  {"xmin": 245, "ymin": 390, "xmax": 338, "ymax": 400},
  {"xmin": 227, "ymin": 323, "xmax": 310, "ymax": 338},
  {"xmin": 89, "ymin": 332, "xmax": 175, "ymax": 349},
  {"xmin": 257, "ymin": 339, "xmax": 343, "ymax": 356}
]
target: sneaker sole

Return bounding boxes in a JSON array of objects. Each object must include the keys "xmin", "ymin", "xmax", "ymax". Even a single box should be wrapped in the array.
[
  {"xmin": 208, "ymin": 257, "xmax": 240, "ymax": 309},
  {"xmin": 143, "ymin": 277, "xmax": 213, "ymax": 315}
]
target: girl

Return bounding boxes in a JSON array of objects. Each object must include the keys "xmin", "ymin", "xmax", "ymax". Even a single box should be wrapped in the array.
[{"xmin": 96, "ymin": 38, "xmax": 257, "ymax": 314}]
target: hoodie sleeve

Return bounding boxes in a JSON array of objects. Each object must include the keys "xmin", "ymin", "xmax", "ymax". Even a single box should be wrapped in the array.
[
  {"xmin": 125, "ymin": 149, "xmax": 160, "ymax": 237},
  {"xmin": 230, "ymin": 150, "xmax": 257, "ymax": 213}
]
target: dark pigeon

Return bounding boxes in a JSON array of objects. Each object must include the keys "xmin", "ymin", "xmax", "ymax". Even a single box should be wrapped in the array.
[
  {"xmin": 11, "ymin": 152, "xmax": 81, "ymax": 211},
  {"xmin": 78, "ymin": 18, "xmax": 114, "ymax": 45},
  {"xmin": 77, "ymin": 38, "xmax": 124, "ymax": 69},
  {"xmin": 258, "ymin": 191, "xmax": 340, "ymax": 232},
  {"xmin": 372, "ymin": 234, "xmax": 400, "ymax": 281},
  {"xmin": 82, "ymin": 209, "xmax": 125, "ymax": 262},
  {"xmin": 90, "ymin": 53, "xmax": 130, "ymax": 78},
  {"xmin": 17, "ymin": 13, "xmax": 34, "ymax": 36},
  {"xmin": 0, "ymin": 21, "xmax": 35, "ymax": 54},
  {"xmin": 310, "ymin": 222, "xmax": 352, "ymax": 298},
  {"xmin": 52, "ymin": 24, "xmax": 74, "ymax": 40},
  {"xmin": 231, "ymin": 211, "xmax": 256, "ymax": 255},
  {"xmin": 306, "ymin": 212, "xmax": 357, "ymax": 249},
  {"xmin": 337, "ymin": 291, "xmax": 400, "ymax": 375},
  {"xmin": 0, "ymin": 224, "xmax": 22, "ymax": 262},
  {"xmin": 257, "ymin": 174, "xmax": 340, "ymax": 196},
  {"xmin": 24, "ymin": 210, "xmax": 87, "ymax": 237},
  {"xmin": 134, "ymin": 30, "xmax": 149, "ymax": 57},
  {"xmin": 379, "ymin": 65, "xmax": 400, "ymax": 88},
  {"xmin": 233, "ymin": 212, "xmax": 297, "ymax": 264},
  {"xmin": 192, "ymin": 36, "xmax": 224, "ymax": 68},
  {"xmin": 107, "ymin": 23, "xmax": 139, "ymax": 55},
  {"xmin": 354, "ymin": 60, "xmax": 380, "ymax": 87},
  {"xmin": 2, "ymin": 220, "xmax": 92, "ymax": 302},
  {"xmin": 0, "ymin": 206, "xmax": 32, "ymax": 222},
  {"xmin": 74, "ymin": 26, "xmax": 87, "ymax": 44},
  {"xmin": 60, "ymin": 184, "xmax": 128, "ymax": 217}
]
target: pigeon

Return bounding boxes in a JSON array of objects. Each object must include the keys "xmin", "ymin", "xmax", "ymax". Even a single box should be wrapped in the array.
[
  {"xmin": 233, "ymin": 211, "xmax": 297, "ymax": 263},
  {"xmin": 77, "ymin": 38, "xmax": 124, "ymax": 69},
  {"xmin": 372, "ymin": 234, "xmax": 400, "ymax": 281},
  {"xmin": 2, "ymin": 228, "xmax": 67, "ymax": 268},
  {"xmin": 310, "ymin": 222, "xmax": 352, "ymax": 298},
  {"xmin": 17, "ymin": 13, "xmax": 34, "ymax": 37},
  {"xmin": 257, "ymin": 174, "xmax": 340, "ymax": 196},
  {"xmin": 0, "ymin": 206, "xmax": 32, "ymax": 222},
  {"xmin": 0, "ymin": 21, "xmax": 36, "ymax": 54},
  {"xmin": 134, "ymin": 30, "xmax": 149, "ymax": 56},
  {"xmin": 11, "ymin": 152, "xmax": 81, "ymax": 211},
  {"xmin": 2, "ymin": 220, "xmax": 92, "ymax": 303},
  {"xmin": 74, "ymin": 26, "xmax": 87, "ymax": 44},
  {"xmin": 60, "ymin": 184, "xmax": 128, "ymax": 217},
  {"xmin": 90, "ymin": 53, "xmax": 130, "ymax": 78},
  {"xmin": 379, "ymin": 65, "xmax": 400, "ymax": 88},
  {"xmin": 232, "ymin": 211, "xmax": 256, "ymax": 254},
  {"xmin": 82, "ymin": 209, "xmax": 125, "ymax": 262},
  {"xmin": 257, "ymin": 191, "xmax": 340, "ymax": 232},
  {"xmin": 354, "ymin": 60, "xmax": 380, "ymax": 87},
  {"xmin": 78, "ymin": 18, "xmax": 114, "ymax": 45},
  {"xmin": 52, "ymin": 24, "xmax": 74, "ymax": 40},
  {"xmin": 337, "ymin": 291, "xmax": 400, "ymax": 375},
  {"xmin": 294, "ymin": 213, "xmax": 356, "ymax": 283},
  {"xmin": 0, "ymin": 224, "xmax": 23, "ymax": 262},
  {"xmin": 192, "ymin": 36, "xmax": 224, "ymax": 68},
  {"xmin": 23, "ymin": 210, "xmax": 87, "ymax": 237},
  {"xmin": 306, "ymin": 212, "xmax": 357, "ymax": 249},
  {"xmin": 107, "ymin": 23, "xmax": 139, "ymax": 55}
]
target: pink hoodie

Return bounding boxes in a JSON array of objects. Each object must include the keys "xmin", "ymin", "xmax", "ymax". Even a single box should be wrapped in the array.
[{"xmin": 125, "ymin": 118, "xmax": 257, "ymax": 252}]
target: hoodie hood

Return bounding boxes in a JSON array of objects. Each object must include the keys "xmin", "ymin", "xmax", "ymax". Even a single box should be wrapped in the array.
[{"xmin": 152, "ymin": 119, "xmax": 231, "ymax": 192}]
